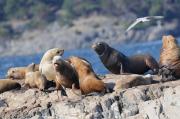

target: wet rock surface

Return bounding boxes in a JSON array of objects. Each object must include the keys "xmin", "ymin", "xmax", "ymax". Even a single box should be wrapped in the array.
[{"xmin": 0, "ymin": 75, "xmax": 180, "ymax": 119}]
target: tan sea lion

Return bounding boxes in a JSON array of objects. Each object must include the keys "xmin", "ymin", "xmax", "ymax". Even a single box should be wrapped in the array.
[
  {"xmin": 26, "ymin": 63, "xmax": 39, "ymax": 72},
  {"xmin": 6, "ymin": 67, "xmax": 27, "ymax": 80},
  {"xmin": 25, "ymin": 63, "xmax": 47, "ymax": 91},
  {"xmin": 92, "ymin": 42, "xmax": 159, "ymax": 74},
  {"xmin": 113, "ymin": 74, "xmax": 152, "ymax": 91},
  {"xmin": 159, "ymin": 35, "xmax": 180, "ymax": 79},
  {"xmin": 39, "ymin": 48, "xmax": 64, "ymax": 82},
  {"xmin": 6, "ymin": 64, "xmax": 39, "ymax": 80},
  {"xmin": 67, "ymin": 56, "xmax": 105, "ymax": 95},
  {"xmin": 0, "ymin": 79, "xmax": 21, "ymax": 93}
]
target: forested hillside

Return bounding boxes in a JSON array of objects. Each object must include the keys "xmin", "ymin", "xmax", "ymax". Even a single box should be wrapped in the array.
[{"xmin": 0, "ymin": 0, "xmax": 180, "ymax": 38}]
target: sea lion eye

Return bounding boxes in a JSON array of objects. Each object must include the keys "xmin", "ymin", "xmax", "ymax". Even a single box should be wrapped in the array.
[
  {"xmin": 12, "ymin": 70, "xmax": 15, "ymax": 73},
  {"xmin": 56, "ymin": 51, "xmax": 60, "ymax": 54},
  {"xmin": 98, "ymin": 43, "xmax": 102, "ymax": 46}
]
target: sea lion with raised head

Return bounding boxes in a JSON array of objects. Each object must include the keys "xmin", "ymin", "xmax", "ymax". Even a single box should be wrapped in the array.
[
  {"xmin": 159, "ymin": 35, "xmax": 180, "ymax": 80},
  {"xmin": 67, "ymin": 56, "xmax": 105, "ymax": 95},
  {"xmin": 52, "ymin": 56, "xmax": 80, "ymax": 98},
  {"xmin": 52, "ymin": 56, "xmax": 79, "ymax": 89},
  {"xmin": 0, "ymin": 79, "xmax": 21, "ymax": 93},
  {"xmin": 39, "ymin": 48, "xmax": 64, "ymax": 82},
  {"xmin": 92, "ymin": 42, "xmax": 159, "ymax": 74}
]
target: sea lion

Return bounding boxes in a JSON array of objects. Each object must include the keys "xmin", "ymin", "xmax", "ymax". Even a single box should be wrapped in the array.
[
  {"xmin": 52, "ymin": 56, "xmax": 80, "ymax": 98},
  {"xmin": 0, "ymin": 79, "xmax": 21, "ymax": 93},
  {"xmin": 113, "ymin": 74, "xmax": 152, "ymax": 91},
  {"xmin": 52, "ymin": 56, "xmax": 79, "ymax": 89},
  {"xmin": 39, "ymin": 48, "xmax": 64, "ymax": 82},
  {"xmin": 67, "ymin": 56, "xmax": 105, "ymax": 95},
  {"xmin": 92, "ymin": 42, "xmax": 159, "ymax": 74},
  {"xmin": 6, "ymin": 64, "xmax": 39, "ymax": 80},
  {"xmin": 6, "ymin": 67, "xmax": 27, "ymax": 80},
  {"xmin": 159, "ymin": 35, "xmax": 180, "ymax": 79},
  {"xmin": 25, "ymin": 63, "xmax": 47, "ymax": 91},
  {"xmin": 26, "ymin": 63, "xmax": 39, "ymax": 72}
]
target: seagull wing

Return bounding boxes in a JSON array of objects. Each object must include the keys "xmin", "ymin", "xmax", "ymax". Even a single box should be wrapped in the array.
[
  {"xmin": 126, "ymin": 19, "xmax": 142, "ymax": 32},
  {"xmin": 126, "ymin": 16, "xmax": 164, "ymax": 32},
  {"xmin": 146, "ymin": 16, "xmax": 164, "ymax": 20}
]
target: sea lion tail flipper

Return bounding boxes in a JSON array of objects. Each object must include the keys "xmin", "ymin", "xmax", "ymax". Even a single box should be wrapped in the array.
[
  {"xmin": 71, "ymin": 83, "xmax": 82, "ymax": 96},
  {"xmin": 145, "ymin": 56, "xmax": 159, "ymax": 74}
]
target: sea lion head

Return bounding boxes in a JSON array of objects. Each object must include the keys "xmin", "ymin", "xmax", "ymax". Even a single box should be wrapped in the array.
[
  {"xmin": 92, "ymin": 42, "xmax": 108, "ymax": 56},
  {"xmin": 41, "ymin": 48, "xmax": 64, "ymax": 62},
  {"xmin": 6, "ymin": 67, "xmax": 26, "ymax": 79},
  {"xmin": 162, "ymin": 35, "xmax": 178, "ymax": 49},
  {"xmin": 52, "ymin": 56, "xmax": 65, "ymax": 70}
]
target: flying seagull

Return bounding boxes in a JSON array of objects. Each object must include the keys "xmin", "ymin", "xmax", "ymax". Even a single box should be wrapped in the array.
[{"xmin": 126, "ymin": 16, "xmax": 164, "ymax": 32}]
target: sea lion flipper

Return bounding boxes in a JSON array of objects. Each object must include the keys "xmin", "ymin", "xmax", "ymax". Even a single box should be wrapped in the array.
[
  {"xmin": 145, "ymin": 56, "xmax": 159, "ymax": 74},
  {"xmin": 71, "ymin": 83, "xmax": 82, "ymax": 96}
]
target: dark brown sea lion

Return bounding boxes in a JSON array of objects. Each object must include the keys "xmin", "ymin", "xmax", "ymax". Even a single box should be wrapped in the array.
[
  {"xmin": 0, "ymin": 79, "xmax": 21, "ymax": 93},
  {"xmin": 159, "ymin": 35, "xmax": 180, "ymax": 80},
  {"xmin": 92, "ymin": 42, "xmax": 159, "ymax": 74},
  {"xmin": 52, "ymin": 56, "xmax": 80, "ymax": 99},
  {"xmin": 52, "ymin": 56, "xmax": 79, "ymax": 90},
  {"xmin": 67, "ymin": 56, "xmax": 105, "ymax": 95}
]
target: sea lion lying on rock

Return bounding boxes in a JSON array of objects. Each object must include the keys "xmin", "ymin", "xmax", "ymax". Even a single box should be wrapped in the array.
[
  {"xmin": 92, "ymin": 42, "xmax": 159, "ymax": 74},
  {"xmin": 159, "ymin": 35, "xmax": 180, "ymax": 81},
  {"xmin": 6, "ymin": 67, "xmax": 27, "ymax": 80},
  {"xmin": 39, "ymin": 48, "xmax": 64, "ymax": 83},
  {"xmin": 6, "ymin": 64, "xmax": 39, "ymax": 80},
  {"xmin": 0, "ymin": 79, "xmax": 21, "ymax": 93},
  {"xmin": 67, "ymin": 56, "xmax": 105, "ymax": 95},
  {"xmin": 25, "ymin": 63, "xmax": 47, "ymax": 91},
  {"xmin": 113, "ymin": 74, "xmax": 152, "ymax": 91}
]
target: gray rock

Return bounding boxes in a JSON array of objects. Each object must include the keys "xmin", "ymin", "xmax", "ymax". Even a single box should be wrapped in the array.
[{"xmin": 0, "ymin": 75, "xmax": 180, "ymax": 119}]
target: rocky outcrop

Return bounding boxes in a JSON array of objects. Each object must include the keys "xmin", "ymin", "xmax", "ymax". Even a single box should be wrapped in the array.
[{"xmin": 0, "ymin": 75, "xmax": 180, "ymax": 119}]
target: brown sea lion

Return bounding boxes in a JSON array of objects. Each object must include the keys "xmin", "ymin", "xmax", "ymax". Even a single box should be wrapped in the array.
[
  {"xmin": 39, "ymin": 48, "xmax": 64, "ymax": 82},
  {"xmin": 159, "ymin": 35, "xmax": 180, "ymax": 79},
  {"xmin": 67, "ymin": 56, "xmax": 105, "ymax": 95},
  {"xmin": 25, "ymin": 63, "xmax": 47, "ymax": 91},
  {"xmin": 52, "ymin": 56, "xmax": 79, "ymax": 89},
  {"xmin": 0, "ymin": 79, "xmax": 21, "ymax": 93},
  {"xmin": 52, "ymin": 56, "xmax": 80, "ymax": 98},
  {"xmin": 6, "ymin": 64, "xmax": 39, "ymax": 80},
  {"xmin": 92, "ymin": 42, "xmax": 159, "ymax": 74}
]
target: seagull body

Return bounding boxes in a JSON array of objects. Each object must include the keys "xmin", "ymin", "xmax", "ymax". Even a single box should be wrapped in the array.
[{"xmin": 126, "ymin": 16, "xmax": 164, "ymax": 32}]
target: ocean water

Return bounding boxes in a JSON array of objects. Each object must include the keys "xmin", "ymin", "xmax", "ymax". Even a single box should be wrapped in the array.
[{"xmin": 0, "ymin": 39, "xmax": 176, "ymax": 79}]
